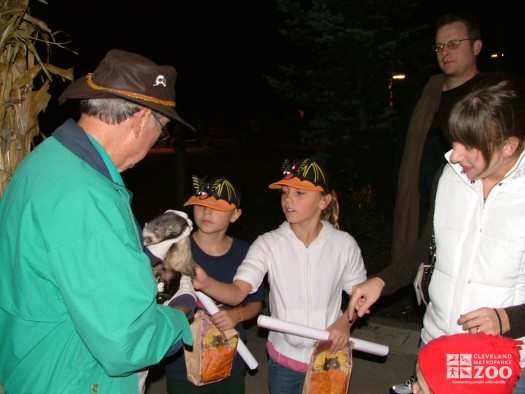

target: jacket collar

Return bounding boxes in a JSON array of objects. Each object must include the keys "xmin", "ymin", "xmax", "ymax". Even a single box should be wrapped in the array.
[
  {"xmin": 278, "ymin": 220, "xmax": 332, "ymax": 247},
  {"xmin": 445, "ymin": 149, "xmax": 525, "ymax": 186},
  {"xmin": 52, "ymin": 118, "xmax": 113, "ymax": 181}
]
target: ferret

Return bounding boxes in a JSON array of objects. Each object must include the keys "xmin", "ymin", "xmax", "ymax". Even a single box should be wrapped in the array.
[
  {"xmin": 143, "ymin": 210, "xmax": 190, "ymax": 245},
  {"xmin": 143, "ymin": 211, "xmax": 196, "ymax": 304}
]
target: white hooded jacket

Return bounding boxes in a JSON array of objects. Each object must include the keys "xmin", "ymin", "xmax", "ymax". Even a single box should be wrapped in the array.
[{"xmin": 234, "ymin": 221, "xmax": 367, "ymax": 364}]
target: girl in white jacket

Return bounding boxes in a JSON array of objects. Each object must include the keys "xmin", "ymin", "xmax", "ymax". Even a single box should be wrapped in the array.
[{"xmin": 194, "ymin": 158, "xmax": 367, "ymax": 393}]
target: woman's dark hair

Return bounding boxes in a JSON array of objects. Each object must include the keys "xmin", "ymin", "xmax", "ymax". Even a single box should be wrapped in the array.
[{"xmin": 444, "ymin": 76, "xmax": 525, "ymax": 170}]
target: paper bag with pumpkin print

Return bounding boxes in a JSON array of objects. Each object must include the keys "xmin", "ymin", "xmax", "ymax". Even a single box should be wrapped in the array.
[
  {"xmin": 302, "ymin": 339, "xmax": 353, "ymax": 394},
  {"xmin": 184, "ymin": 309, "xmax": 239, "ymax": 385}
]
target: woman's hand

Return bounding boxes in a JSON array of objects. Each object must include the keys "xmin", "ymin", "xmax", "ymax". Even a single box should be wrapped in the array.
[
  {"xmin": 457, "ymin": 307, "xmax": 509, "ymax": 335},
  {"xmin": 348, "ymin": 277, "xmax": 386, "ymax": 320}
]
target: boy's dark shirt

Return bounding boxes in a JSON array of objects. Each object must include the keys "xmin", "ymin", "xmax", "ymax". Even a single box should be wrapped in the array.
[{"xmin": 165, "ymin": 237, "xmax": 265, "ymax": 380}]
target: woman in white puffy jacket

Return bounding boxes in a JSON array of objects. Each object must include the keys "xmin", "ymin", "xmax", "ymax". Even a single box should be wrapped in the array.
[{"xmin": 350, "ymin": 76, "xmax": 525, "ymax": 393}]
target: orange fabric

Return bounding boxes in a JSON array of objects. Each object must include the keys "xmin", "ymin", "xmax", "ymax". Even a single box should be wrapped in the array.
[
  {"xmin": 183, "ymin": 196, "xmax": 237, "ymax": 211},
  {"xmin": 268, "ymin": 177, "xmax": 324, "ymax": 192}
]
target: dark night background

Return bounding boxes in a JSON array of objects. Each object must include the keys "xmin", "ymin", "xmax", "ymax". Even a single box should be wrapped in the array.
[
  {"xmin": 29, "ymin": 0, "xmax": 525, "ymax": 231},
  {"xmin": 31, "ymin": 1, "xmax": 292, "ymax": 137},
  {"xmin": 30, "ymin": 0, "xmax": 525, "ymax": 136}
]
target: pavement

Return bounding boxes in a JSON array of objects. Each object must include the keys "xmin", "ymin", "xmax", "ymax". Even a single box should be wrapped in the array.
[{"xmin": 145, "ymin": 315, "xmax": 422, "ymax": 394}]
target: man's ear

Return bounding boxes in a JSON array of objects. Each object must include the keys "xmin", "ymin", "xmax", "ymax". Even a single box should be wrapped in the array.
[
  {"xmin": 134, "ymin": 108, "xmax": 152, "ymax": 137},
  {"xmin": 473, "ymin": 39, "xmax": 482, "ymax": 56}
]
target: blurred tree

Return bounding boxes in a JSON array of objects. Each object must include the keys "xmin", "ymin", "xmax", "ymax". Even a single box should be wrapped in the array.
[
  {"xmin": 268, "ymin": 0, "xmax": 435, "ymax": 173},
  {"xmin": 267, "ymin": 0, "xmax": 435, "ymax": 242},
  {"xmin": 0, "ymin": 0, "xmax": 73, "ymax": 197}
]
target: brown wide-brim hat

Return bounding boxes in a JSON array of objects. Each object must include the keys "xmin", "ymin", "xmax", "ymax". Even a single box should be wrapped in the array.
[{"xmin": 59, "ymin": 49, "xmax": 194, "ymax": 130}]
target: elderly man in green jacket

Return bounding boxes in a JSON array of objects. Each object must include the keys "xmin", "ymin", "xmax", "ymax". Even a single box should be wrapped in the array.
[{"xmin": 0, "ymin": 50, "xmax": 193, "ymax": 393}]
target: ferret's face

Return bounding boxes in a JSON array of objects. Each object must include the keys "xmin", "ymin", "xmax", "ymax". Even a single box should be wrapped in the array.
[
  {"xmin": 142, "ymin": 228, "xmax": 165, "ymax": 245},
  {"xmin": 142, "ymin": 211, "xmax": 188, "ymax": 245}
]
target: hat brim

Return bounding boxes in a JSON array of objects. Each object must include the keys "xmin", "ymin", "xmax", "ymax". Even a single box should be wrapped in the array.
[
  {"xmin": 59, "ymin": 76, "xmax": 195, "ymax": 131},
  {"xmin": 183, "ymin": 196, "xmax": 237, "ymax": 211},
  {"xmin": 268, "ymin": 177, "xmax": 325, "ymax": 192}
]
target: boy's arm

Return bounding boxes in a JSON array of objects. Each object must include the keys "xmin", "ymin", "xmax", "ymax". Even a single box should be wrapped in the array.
[
  {"xmin": 210, "ymin": 301, "xmax": 264, "ymax": 332},
  {"xmin": 193, "ymin": 265, "xmax": 252, "ymax": 305}
]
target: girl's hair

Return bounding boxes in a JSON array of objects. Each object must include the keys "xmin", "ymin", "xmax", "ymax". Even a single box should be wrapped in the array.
[
  {"xmin": 444, "ymin": 76, "xmax": 525, "ymax": 170},
  {"xmin": 321, "ymin": 189, "xmax": 340, "ymax": 230}
]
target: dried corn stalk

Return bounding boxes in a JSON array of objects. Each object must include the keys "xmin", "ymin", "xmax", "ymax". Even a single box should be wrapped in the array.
[{"xmin": 0, "ymin": 0, "xmax": 73, "ymax": 197}]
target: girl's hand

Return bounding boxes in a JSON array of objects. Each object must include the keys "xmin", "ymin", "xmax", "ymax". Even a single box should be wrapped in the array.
[
  {"xmin": 192, "ymin": 265, "xmax": 209, "ymax": 290},
  {"xmin": 457, "ymin": 307, "xmax": 509, "ymax": 335},
  {"xmin": 210, "ymin": 309, "xmax": 239, "ymax": 332},
  {"xmin": 326, "ymin": 315, "xmax": 351, "ymax": 353}
]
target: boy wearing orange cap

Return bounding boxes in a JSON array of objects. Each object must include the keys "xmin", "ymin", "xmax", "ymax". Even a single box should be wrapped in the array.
[{"xmin": 165, "ymin": 175, "xmax": 265, "ymax": 394}]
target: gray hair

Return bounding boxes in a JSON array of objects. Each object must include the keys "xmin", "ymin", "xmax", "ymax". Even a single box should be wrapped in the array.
[{"xmin": 79, "ymin": 98, "xmax": 145, "ymax": 125}]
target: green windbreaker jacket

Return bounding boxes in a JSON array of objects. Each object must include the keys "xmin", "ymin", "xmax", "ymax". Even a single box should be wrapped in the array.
[{"xmin": 0, "ymin": 119, "xmax": 192, "ymax": 393}]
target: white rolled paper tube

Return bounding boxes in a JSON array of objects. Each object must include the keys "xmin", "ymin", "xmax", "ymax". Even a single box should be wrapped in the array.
[
  {"xmin": 257, "ymin": 315, "xmax": 389, "ymax": 357},
  {"xmin": 195, "ymin": 291, "xmax": 258, "ymax": 370}
]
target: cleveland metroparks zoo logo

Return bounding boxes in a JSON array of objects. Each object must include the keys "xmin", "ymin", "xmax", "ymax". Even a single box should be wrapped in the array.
[{"xmin": 446, "ymin": 352, "xmax": 515, "ymax": 384}]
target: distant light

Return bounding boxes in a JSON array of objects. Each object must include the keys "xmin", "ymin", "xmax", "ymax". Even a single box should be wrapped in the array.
[
  {"xmin": 392, "ymin": 74, "xmax": 406, "ymax": 80},
  {"xmin": 491, "ymin": 53, "xmax": 505, "ymax": 58}
]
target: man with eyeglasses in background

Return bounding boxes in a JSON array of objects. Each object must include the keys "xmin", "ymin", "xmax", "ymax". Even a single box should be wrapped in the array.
[{"xmin": 391, "ymin": 13, "xmax": 488, "ymax": 263}]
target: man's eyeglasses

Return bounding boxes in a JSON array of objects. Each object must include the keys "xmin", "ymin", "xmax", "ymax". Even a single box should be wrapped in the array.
[
  {"xmin": 432, "ymin": 38, "xmax": 474, "ymax": 53},
  {"xmin": 153, "ymin": 116, "xmax": 170, "ymax": 141}
]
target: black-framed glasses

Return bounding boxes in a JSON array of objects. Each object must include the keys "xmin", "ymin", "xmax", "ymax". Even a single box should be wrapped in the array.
[
  {"xmin": 153, "ymin": 116, "xmax": 170, "ymax": 141},
  {"xmin": 432, "ymin": 38, "xmax": 474, "ymax": 53}
]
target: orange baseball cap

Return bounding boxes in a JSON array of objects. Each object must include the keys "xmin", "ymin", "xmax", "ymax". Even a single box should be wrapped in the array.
[
  {"xmin": 183, "ymin": 175, "xmax": 240, "ymax": 211},
  {"xmin": 268, "ymin": 158, "xmax": 330, "ymax": 192}
]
